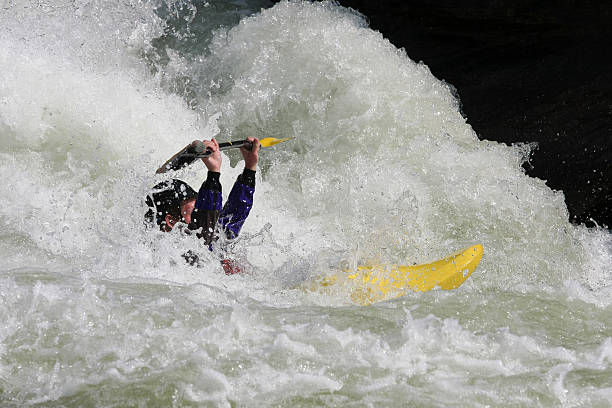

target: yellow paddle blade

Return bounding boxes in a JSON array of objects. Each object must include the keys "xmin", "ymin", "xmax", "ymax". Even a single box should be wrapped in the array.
[
  {"xmin": 309, "ymin": 244, "xmax": 484, "ymax": 306},
  {"xmin": 259, "ymin": 137, "xmax": 294, "ymax": 148}
]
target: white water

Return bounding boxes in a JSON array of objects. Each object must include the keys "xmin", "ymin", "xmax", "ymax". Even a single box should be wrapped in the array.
[{"xmin": 1, "ymin": 1, "xmax": 611, "ymax": 406}]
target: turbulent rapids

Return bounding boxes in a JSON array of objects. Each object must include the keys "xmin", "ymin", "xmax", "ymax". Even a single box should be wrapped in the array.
[{"xmin": 1, "ymin": 1, "xmax": 611, "ymax": 406}]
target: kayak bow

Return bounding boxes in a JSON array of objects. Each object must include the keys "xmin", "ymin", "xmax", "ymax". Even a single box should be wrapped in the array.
[{"xmin": 311, "ymin": 244, "xmax": 484, "ymax": 305}]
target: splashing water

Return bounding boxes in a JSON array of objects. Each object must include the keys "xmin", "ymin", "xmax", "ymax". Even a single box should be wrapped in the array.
[{"xmin": 1, "ymin": 1, "xmax": 610, "ymax": 406}]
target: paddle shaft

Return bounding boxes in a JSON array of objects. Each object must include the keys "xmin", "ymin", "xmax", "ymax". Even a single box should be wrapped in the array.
[
  {"xmin": 155, "ymin": 140, "xmax": 255, "ymax": 174},
  {"xmin": 194, "ymin": 140, "xmax": 254, "ymax": 158}
]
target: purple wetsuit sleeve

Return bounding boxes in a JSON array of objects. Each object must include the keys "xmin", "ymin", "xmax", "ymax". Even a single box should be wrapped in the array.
[
  {"xmin": 195, "ymin": 171, "xmax": 223, "ymax": 211},
  {"xmin": 190, "ymin": 171, "xmax": 223, "ymax": 245},
  {"xmin": 219, "ymin": 169, "xmax": 255, "ymax": 239}
]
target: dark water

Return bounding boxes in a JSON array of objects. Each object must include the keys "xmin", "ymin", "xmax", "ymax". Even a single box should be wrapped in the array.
[{"xmin": 334, "ymin": 0, "xmax": 612, "ymax": 228}]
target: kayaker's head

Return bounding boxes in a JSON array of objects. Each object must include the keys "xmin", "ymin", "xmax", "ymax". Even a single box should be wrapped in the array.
[{"xmin": 145, "ymin": 179, "xmax": 197, "ymax": 231}]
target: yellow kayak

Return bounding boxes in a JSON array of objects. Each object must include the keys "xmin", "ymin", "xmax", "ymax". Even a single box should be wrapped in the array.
[{"xmin": 312, "ymin": 244, "xmax": 483, "ymax": 305}]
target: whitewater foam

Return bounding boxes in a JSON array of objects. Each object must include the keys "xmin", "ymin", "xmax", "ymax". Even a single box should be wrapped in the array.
[{"xmin": 0, "ymin": 1, "xmax": 610, "ymax": 406}]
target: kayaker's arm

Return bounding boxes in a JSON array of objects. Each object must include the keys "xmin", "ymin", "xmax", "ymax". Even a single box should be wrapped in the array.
[
  {"xmin": 219, "ymin": 168, "xmax": 255, "ymax": 239},
  {"xmin": 188, "ymin": 137, "xmax": 258, "ymax": 245},
  {"xmin": 190, "ymin": 171, "xmax": 223, "ymax": 245},
  {"xmin": 219, "ymin": 137, "xmax": 259, "ymax": 239},
  {"xmin": 189, "ymin": 140, "xmax": 223, "ymax": 245}
]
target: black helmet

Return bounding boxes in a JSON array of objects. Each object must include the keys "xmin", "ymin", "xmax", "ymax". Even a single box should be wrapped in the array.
[{"xmin": 145, "ymin": 179, "xmax": 197, "ymax": 228}]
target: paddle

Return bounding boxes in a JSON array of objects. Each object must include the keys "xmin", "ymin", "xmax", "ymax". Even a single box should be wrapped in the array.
[{"xmin": 156, "ymin": 137, "xmax": 294, "ymax": 174}]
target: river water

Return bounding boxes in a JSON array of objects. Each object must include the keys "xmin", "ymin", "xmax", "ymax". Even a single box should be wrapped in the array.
[{"xmin": 1, "ymin": 1, "xmax": 611, "ymax": 406}]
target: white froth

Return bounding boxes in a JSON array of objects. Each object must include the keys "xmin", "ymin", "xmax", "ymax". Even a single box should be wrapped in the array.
[{"xmin": 0, "ymin": 1, "xmax": 610, "ymax": 406}]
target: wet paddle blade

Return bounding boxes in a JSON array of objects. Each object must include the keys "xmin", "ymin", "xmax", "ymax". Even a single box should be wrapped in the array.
[{"xmin": 259, "ymin": 137, "xmax": 294, "ymax": 148}]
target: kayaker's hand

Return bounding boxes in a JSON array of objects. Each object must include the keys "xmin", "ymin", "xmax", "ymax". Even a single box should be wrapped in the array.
[
  {"xmin": 241, "ymin": 137, "xmax": 259, "ymax": 171},
  {"xmin": 202, "ymin": 139, "xmax": 222, "ymax": 172}
]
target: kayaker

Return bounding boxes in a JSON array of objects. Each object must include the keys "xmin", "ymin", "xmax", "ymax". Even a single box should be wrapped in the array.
[{"xmin": 145, "ymin": 137, "xmax": 259, "ymax": 271}]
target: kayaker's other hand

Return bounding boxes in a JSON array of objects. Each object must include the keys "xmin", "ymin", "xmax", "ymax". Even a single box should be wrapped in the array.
[
  {"xmin": 202, "ymin": 139, "xmax": 222, "ymax": 172},
  {"xmin": 241, "ymin": 137, "xmax": 259, "ymax": 171}
]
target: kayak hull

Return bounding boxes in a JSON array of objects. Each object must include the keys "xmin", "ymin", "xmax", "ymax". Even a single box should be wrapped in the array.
[{"xmin": 313, "ymin": 244, "xmax": 484, "ymax": 305}]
